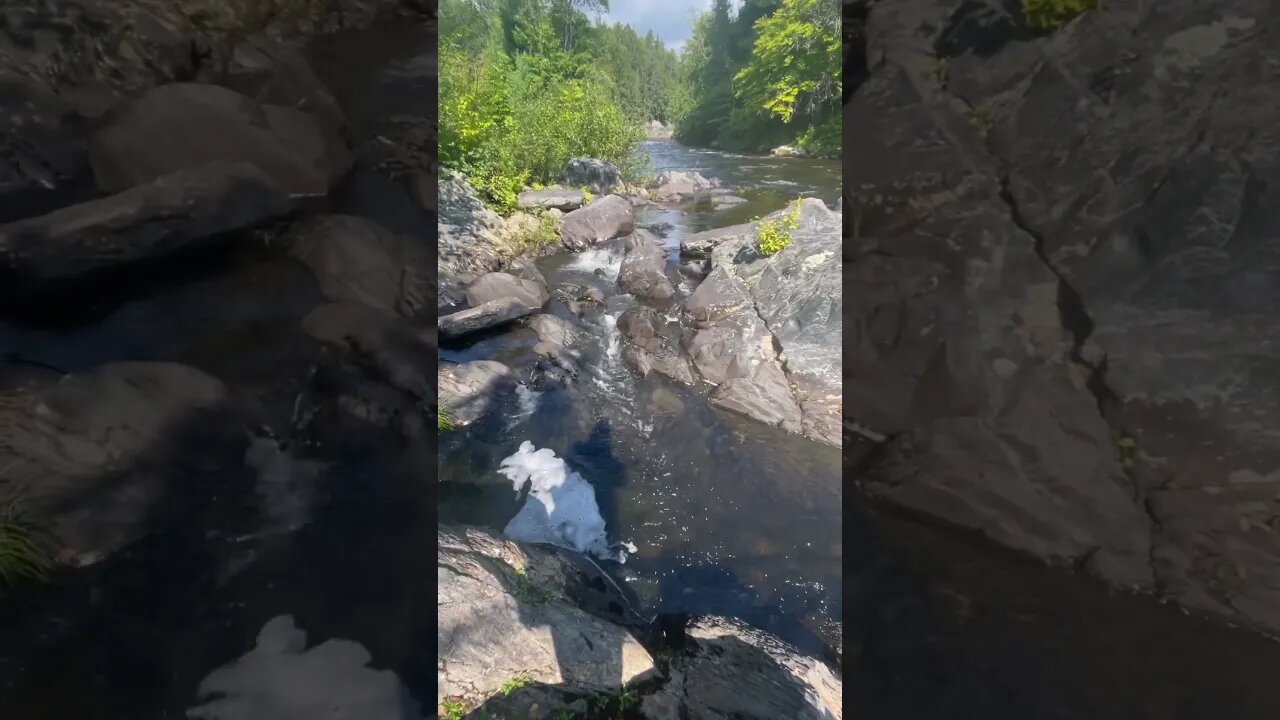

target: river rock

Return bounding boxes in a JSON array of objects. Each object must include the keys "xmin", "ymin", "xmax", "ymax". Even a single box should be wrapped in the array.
[
  {"xmin": 618, "ymin": 306, "xmax": 693, "ymax": 385},
  {"xmin": 526, "ymin": 314, "xmax": 578, "ymax": 346},
  {"xmin": 439, "ymin": 297, "xmax": 537, "ymax": 340},
  {"xmin": 0, "ymin": 75, "xmax": 93, "ymax": 224},
  {"xmin": 439, "ymin": 171, "xmax": 505, "ymax": 307},
  {"xmin": 0, "ymin": 362, "xmax": 226, "ymax": 565},
  {"xmin": 651, "ymin": 170, "xmax": 718, "ymax": 204},
  {"xmin": 618, "ymin": 230, "xmax": 675, "ymax": 300},
  {"xmin": 222, "ymin": 37, "xmax": 348, "ymax": 135},
  {"xmin": 558, "ymin": 194, "xmax": 635, "ymax": 251},
  {"xmin": 289, "ymin": 214, "xmax": 432, "ymax": 319},
  {"xmin": 560, "ymin": 157, "xmax": 622, "ymax": 194},
  {"xmin": 770, "ymin": 145, "xmax": 808, "ymax": 157},
  {"xmin": 712, "ymin": 194, "xmax": 748, "ymax": 209},
  {"xmin": 302, "ymin": 303, "xmax": 433, "ymax": 401},
  {"xmin": 641, "ymin": 616, "xmax": 841, "ymax": 720},
  {"xmin": 438, "ymin": 525, "xmax": 655, "ymax": 711},
  {"xmin": 187, "ymin": 615, "xmax": 418, "ymax": 720},
  {"xmin": 438, "ymin": 362, "xmax": 516, "ymax": 426},
  {"xmin": 680, "ymin": 223, "xmax": 754, "ymax": 259},
  {"xmin": 465, "ymin": 262, "xmax": 549, "ymax": 310},
  {"xmin": 517, "ymin": 187, "xmax": 585, "ymax": 212},
  {"xmin": 88, "ymin": 83, "xmax": 353, "ymax": 197},
  {"xmin": 0, "ymin": 161, "xmax": 294, "ymax": 288}
]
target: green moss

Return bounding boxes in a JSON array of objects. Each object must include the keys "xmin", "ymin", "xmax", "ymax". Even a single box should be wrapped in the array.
[
  {"xmin": 755, "ymin": 200, "xmax": 802, "ymax": 257},
  {"xmin": 0, "ymin": 496, "xmax": 52, "ymax": 594},
  {"xmin": 1020, "ymin": 0, "xmax": 1097, "ymax": 30}
]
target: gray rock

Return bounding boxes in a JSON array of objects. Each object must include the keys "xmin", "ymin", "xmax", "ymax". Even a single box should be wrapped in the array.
[
  {"xmin": 713, "ymin": 194, "xmax": 748, "ymax": 209},
  {"xmin": 560, "ymin": 157, "xmax": 622, "ymax": 194},
  {"xmin": 517, "ymin": 187, "xmax": 585, "ymax": 212},
  {"xmin": 0, "ymin": 76, "xmax": 92, "ymax": 223},
  {"xmin": 289, "ymin": 214, "xmax": 432, "ymax": 319},
  {"xmin": 302, "ymin": 303, "xmax": 433, "ymax": 401},
  {"xmin": 187, "ymin": 615, "xmax": 418, "ymax": 720},
  {"xmin": 438, "ymin": 171, "xmax": 505, "ymax": 308},
  {"xmin": 526, "ymin": 314, "xmax": 578, "ymax": 346},
  {"xmin": 438, "ymin": 362, "xmax": 515, "ymax": 427},
  {"xmin": 650, "ymin": 170, "xmax": 718, "ymax": 204},
  {"xmin": 0, "ymin": 362, "xmax": 226, "ymax": 565},
  {"xmin": 618, "ymin": 306, "xmax": 694, "ymax": 385},
  {"xmin": 439, "ymin": 297, "xmax": 538, "ymax": 339},
  {"xmin": 89, "ymin": 83, "xmax": 352, "ymax": 196},
  {"xmin": 559, "ymin": 194, "xmax": 635, "ymax": 251},
  {"xmin": 223, "ymin": 37, "xmax": 347, "ymax": 135},
  {"xmin": 0, "ymin": 161, "xmax": 293, "ymax": 285},
  {"xmin": 641, "ymin": 616, "xmax": 841, "ymax": 720},
  {"xmin": 618, "ymin": 230, "xmax": 676, "ymax": 300},
  {"xmin": 438, "ymin": 525, "xmax": 655, "ymax": 708},
  {"xmin": 465, "ymin": 264, "xmax": 549, "ymax": 310},
  {"xmin": 680, "ymin": 223, "xmax": 754, "ymax": 259}
]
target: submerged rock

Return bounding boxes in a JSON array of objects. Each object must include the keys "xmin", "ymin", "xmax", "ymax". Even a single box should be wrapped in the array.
[
  {"xmin": 560, "ymin": 157, "xmax": 622, "ymax": 194},
  {"xmin": 0, "ymin": 161, "xmax": 293, "ymax": 287},
  {"xmin": 89, "ymin": 83, "xmax": 352, "ymax": 196},
  {"xmin": 618, "ymin": 229, "xmax": 676, "ymax": 300},
  {"xmin": 558, "ymin": 194, "xmax": 635, "ymax": 251},
  {"xmin": 289, "ymin": 214, "xmax": 432, "ymax": 319}
]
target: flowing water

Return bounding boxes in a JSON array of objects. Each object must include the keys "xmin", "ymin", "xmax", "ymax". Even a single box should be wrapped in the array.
[{"xmin": 439, "ymin": 140, "xmax": 845, "ymax": 658}]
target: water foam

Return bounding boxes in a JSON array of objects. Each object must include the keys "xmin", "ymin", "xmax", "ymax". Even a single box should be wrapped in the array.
[
  {"xmin": 566, "ymin": 246, "xmax": 624, "ymax": 280},
  {"xmin": 500, "ymin": 441, "xmax": 630, "ymax": 562}
]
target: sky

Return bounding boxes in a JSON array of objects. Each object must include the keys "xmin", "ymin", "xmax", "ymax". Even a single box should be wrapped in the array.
[{"xmin": 595, "ymin": 0, "xmax": 742, "ymax": 54}]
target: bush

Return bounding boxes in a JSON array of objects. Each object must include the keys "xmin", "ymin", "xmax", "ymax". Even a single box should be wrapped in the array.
[
  {"xmin": 795, "ymin": 115, "xmax": 840, "ymax": 158},
  {"xmin": 502, "ymin": 211, "xmax": 561, "ymax": 256},
  {"xmin": 755, "ymin": 201, "xmax": 802, "ymax": 257},
  {"xmin": 0, "ymin": 495, "xmax": 51, "ymax": 593},
  {"xmin": 1020, "ymin": 0, "xmax": 1097, "ymax": 30}
]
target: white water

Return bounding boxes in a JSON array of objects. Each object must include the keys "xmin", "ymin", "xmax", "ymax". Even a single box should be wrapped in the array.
[
  {"xmin": 499, "ymin": 441, "xmax": 631, "ymax": 562},
  {"xmin": 565, "ymin": 246, "xmax": 625, "ymax": 280}
]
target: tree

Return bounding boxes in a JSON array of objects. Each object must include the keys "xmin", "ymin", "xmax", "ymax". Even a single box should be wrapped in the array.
[{"xmin": 732, "ymin": 0, "xmax": 841, "ymax": 122}]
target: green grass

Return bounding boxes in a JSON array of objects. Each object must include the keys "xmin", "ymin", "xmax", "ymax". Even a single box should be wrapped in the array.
[
  {"xmin": 755, "ymin": 200, "xmax": 802, "ymax": 257},
  {"xmin": 0, "ymin": 495, "xmax": 52, "ymax": 594},
  {"xmin": 498, "ymin": 672, "xmax": 534, "ymax": 696},
  {"xmin": 440, "ymin": 697, "xmax": 467, "ymax": 720},
  {"xmin": 512, "ymin": 568, "xmax": 547, "ymax": 605},
  {"xmin": 438, "ymin": 408, "xmax": 456, "ymax": 432},
  {"xmin": 1020, "ymin": 0, "xmax": 1097, "ymax": 30}
]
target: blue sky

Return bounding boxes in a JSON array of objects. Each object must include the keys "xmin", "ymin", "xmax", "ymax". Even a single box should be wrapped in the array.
[{"xmin": 596, "ymin": 0, "xmax": 741, "ymax": 53}]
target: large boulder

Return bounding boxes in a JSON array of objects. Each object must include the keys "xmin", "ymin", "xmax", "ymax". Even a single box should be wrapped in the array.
[
  {"xmin": 558, "ymin": 194, "xmax": 635, "ymax": 251},
  {"xmin": 650, "ymin": 170, "xmax": 718, "ymax": 204},
  {"xmin": 222, "ymin": 37, "xmax": 348, "ymax": 135},
  {"xmin": 438, "ymin": 525, "xmax": 655, "ymax": 713},
  {"xmin": 437, "ymin": 362, "xmax": 516, "ymax": 426},
  {"xmin": 641, "ymin": 617, "xmax": 841, "ymax": 720},
  {"xmin": 440, "ymin": 297, "xmax": 539, "ymax": 340},
  {"xmin": 88, "ymin": 83, "xmax": 352, "ymax": 197},
  {"xmin": 560, "ymin": 157, "xmax": 622, "ymax": 194},
  {"xmin": 289, "ymin": 215, "xmax": 432, "ymax": 319},
  {"xmin": 465, "ymin": 261, "xmax": 549, "ymax": 310},
  {"xmin": 517, "ymin": 187, "xmax": 585, "ymax": 212},
  {"xmin": 438, "ymin": 171, "xmax": 505, "ymax": 308},
  {"xmin": 0, "ymin": 362, "xmax": 226, "ymax": 565},
  {"xmin": 618, "ymin": 230, "xmax": 675, "ymax": 300},
  {"xmin": 0, "ymin": 161, "xmax": 294, "ymax": 288}
]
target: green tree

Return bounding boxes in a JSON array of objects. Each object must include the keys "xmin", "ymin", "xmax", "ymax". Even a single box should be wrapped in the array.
[{"xmin": 733, "ymin": 0, "xmax": 840, "ymax": 123}]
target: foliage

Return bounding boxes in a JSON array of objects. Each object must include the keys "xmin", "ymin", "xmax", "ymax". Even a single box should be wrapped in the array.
[
  {"xmin": 499, "ymin": 672, "xmax": 535, "ymax": 695},
  {"xmin": 1020, "ymin": 0, "xmax": 1097, "ymax": 29},
  {"xmin": 440, "ymin": 698, "xmax": 467, "ymax": 720},
  {"xmin": 501, "ymin": 210, "xmax": 561, "ymax": 256},
  {"xmin": 439, "ymin": 0, "xmax": 671, "ymax": 213},
  {"xmin": 615, "ymin": 686, "xmax": 640, "ymax": 711},
  {"xmin": 755, "ymin": 200, "xmax": 802, "ymax": 256},
  {"xmin": 733, "ymin": 0, "xmax": 840, "ymax": 123},
  {"xmin": 438, "ymin": 408, "xmax": 457, "ymax": 432},
  {"xmin": 579, "ymin": 187, "xmax": 594, "ymax": 205},
  {"xmin": 675, "ymin": 0, "xmax": 840, "ymax": 156},
  {"xmin": 512, "ymin": 568, "xmax": 547, "ymax": 604},
  {"xmin": 0, "ymin": 494, "xmax": 51, "ymax": 594}
]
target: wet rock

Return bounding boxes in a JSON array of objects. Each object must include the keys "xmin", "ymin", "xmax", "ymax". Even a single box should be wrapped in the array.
[
  {"xmin": 438, "ymin": 525, "xmax": 655, "ymax": 709},
  {"xmin": 0, "ymin": 161, "xmax": 293, "ymax": 287},
  {"xmin": 0, "ymin": 362, "xmax": 226, "ymax": 565},
  {"xmin": 302, "ymin": 303, "xmax": 433, "ymax": 401},
  {"xmin": 438, "ymin": 171, "xmax": 505, "ymax": 308},
  {"xmin": 289, "ymin": 214, "xmax": 432, "ymax": 319},
  {"xmin": 533, "ymin": 341, "xmax": 580, "ymax": 378},
  {"xmin": 558, "ymin": 194, "xmax": 635, "ymax": 251},
  {"xmin": 438, "ymin": 362, "xmax": 515, "ymax": 426},
  {"xmin": 0, "ymin": 75, "xmax": 93, "ymax": 224},
  {"xmin": 617, "ymin": 306, "xmax": 659, "ymax": 342},
  {"xmin": 440, "ymin": 297, "xmax": 539, "ymax": 339},
  {"xmin": 680, "ymin": 258, "xmax": 710, "ymax": 279},
  {"xmin": 618, "ymin": 306, "xmax": 694, "ymax": 385},
  {"xmin": 465, "ymin": 267, "xmax": 549, "ymax": 311},
  {"xmin": 526, "ymin": 314, "xmax": 579, "ymax": 346},
  {"xmin": 770, "ymin": 145, "xmax": 809, "ymax": 158},
  {"xmin": 560, "ymin": 157, "xmax": 622, "ymax": 194},
  {"xmin": 187, "ymin": 615, "xmax": 419, "ymax": 720},
  {"xmin": 640, "ymin": 221, "xmax": 675, "ymax": 238},
  {"xmin": 89, "ymin": 83, "xmax": 353, "ymax": 196},
  {"xmin": 680, "ymin": 223, "xmax": 754, "ymax": 259},
  {"xmin": 650, "ymin": 169, "xmax": 718, "ymax": 204},
  {"xmin": 712, "ymin": 194, "xmax": 748, "ymax": 210},
  {"xmin": 641, "ymin": 616, "xmax": 841, "ymax": 720},
  {"xmin": 517, "ymin": 187, "xmax": 585, "ymax": 212},
  {"xmin": 618, "ymin": 229, "xmax": 675, "ymax": 300}
]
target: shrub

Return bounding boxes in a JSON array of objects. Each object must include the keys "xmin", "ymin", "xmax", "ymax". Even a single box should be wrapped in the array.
[
  {"xmin": 499, "ymin": 672, "xmax": 534, "ymax": 696},
  {"xmin": 438, "ymin": 409, "xmax": 456, "ymax": 432},
  {"xmin": 0, "ymin": 495, "xmax": 51, "ymax": 593},
  {"xmin": 755, "ymin": 200, "xmax": 802, "ymax": 257},
  {"xmin": 502, "ymin": 211, "xmax": 561, "ymax": 255},
  {"xmin": 1020, "ymin": 0, "xmax": 1097, "ymax": 30}
]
